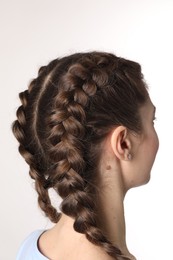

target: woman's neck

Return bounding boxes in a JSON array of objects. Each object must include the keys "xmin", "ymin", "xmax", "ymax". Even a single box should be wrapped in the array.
[
  {"xmin": 96, "ymin": 158, "xmax": 135, "ymax": 259},
  {"xmin": 96, "ymin": 175, "xmax": 127, "ymax": 251}
]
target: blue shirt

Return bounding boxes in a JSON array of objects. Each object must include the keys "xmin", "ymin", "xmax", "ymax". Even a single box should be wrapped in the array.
[{"xmin": 16, "ymin": 230, "xmax": 48, "ymax": 260}]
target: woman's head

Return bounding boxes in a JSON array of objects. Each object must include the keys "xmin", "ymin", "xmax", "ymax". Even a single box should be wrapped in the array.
[{"xmin": 12, "ymin": 51, "xmax": 153, "ymax": 259}]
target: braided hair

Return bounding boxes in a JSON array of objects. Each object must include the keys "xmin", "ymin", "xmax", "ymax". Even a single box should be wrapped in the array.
[{"xmin": 12, "ymin": 51, "xmax": 148, "ymax": 259}]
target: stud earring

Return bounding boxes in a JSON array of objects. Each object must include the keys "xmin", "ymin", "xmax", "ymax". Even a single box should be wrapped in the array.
[{"xmin": 127, "ymin": 153, "xmax": 132, "ymax": 160}]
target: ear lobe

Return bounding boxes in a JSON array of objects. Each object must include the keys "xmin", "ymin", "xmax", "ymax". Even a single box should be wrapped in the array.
[{"xmin": 111, "ymin": 126, "xmax": 131, "ymax": 161}]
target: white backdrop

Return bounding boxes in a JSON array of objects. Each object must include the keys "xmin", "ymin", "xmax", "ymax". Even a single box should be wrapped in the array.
[{"xmin": 1, "ymin": 0, "xmax": 173, "ymax": 259}]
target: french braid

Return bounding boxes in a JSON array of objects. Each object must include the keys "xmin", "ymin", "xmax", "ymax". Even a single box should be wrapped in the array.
[
  {"xmin": 12, "ymin": 52, "xmax": 148, "ymax": 259},
  {"xmin": 13, "ymin": 59, "xmax": 62, "ymax": 223}
]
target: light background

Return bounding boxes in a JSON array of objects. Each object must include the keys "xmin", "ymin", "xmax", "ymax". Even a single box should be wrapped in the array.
[{"xmin": 1, "ymin": 0, "xmax": 173, "ymax": 259}]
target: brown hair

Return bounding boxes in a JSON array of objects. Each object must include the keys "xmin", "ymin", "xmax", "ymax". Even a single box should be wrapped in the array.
[{"xmin": 12, "ymin": 51, "xmax": 148, "ymax": 259}]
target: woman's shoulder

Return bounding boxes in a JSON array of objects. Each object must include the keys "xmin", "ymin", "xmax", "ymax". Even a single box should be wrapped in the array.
[
  {"xmin": 16, "ymin": 230, "xmax": 48, "ymax": 260},
  {"xmin": 39, "ymin": 227, "xmax": 116, "ymax": 260},
  {"xmin": 16, "ymin": 228, "xmax": 117, "ymax": 260}
]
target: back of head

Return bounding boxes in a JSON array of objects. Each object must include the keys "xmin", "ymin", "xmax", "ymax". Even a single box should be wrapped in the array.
[{"xmin": 12, "ymin": 51, "xmax": 148, "ymax": 259}]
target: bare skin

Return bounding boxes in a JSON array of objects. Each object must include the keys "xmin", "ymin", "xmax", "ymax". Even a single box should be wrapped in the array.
[{"xmin": 38, "ymin": 98, "xmax": 158, "ymax": 260}]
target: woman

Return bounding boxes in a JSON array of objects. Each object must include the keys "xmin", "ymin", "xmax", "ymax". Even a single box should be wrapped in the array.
[{"xmin": 12, "ymin": 51, "xmax": 159, "ymax": 260}]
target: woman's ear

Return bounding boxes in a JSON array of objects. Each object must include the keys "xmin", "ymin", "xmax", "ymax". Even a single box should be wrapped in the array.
[{"xmin": 110, "ymin": 126, "xmax": 132, "ymax": 161}]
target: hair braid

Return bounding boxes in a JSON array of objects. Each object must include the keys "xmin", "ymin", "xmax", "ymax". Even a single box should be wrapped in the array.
[
  {"xmin": 13, "ymin": 52, "xmax": 148, "ymax": 259},
  {"xmin": 45, "ymin": 61, "xmax": 130, "ymax": 259},
  {"xmin": 12, "ymin": 59, "xmax": 62, "ymax": 223}
]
